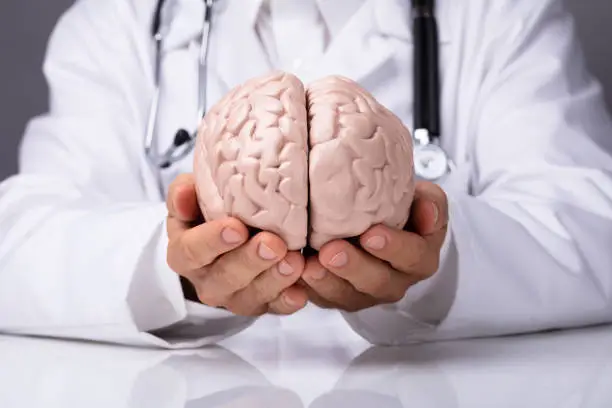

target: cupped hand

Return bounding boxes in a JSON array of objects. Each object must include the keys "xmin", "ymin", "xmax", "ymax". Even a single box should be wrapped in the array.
[
  {"xmin": 301, "ymin": 181, "xmax": 449, "ymax": 312},
  {"xmin": 166, "ymin": 174, "xmax": 308, "ymax": 316}
]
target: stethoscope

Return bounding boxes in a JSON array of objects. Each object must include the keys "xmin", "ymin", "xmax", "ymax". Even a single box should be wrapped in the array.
[{"xmin": 145, "ymin": 0, "xmax": 452, "ymax": 183}]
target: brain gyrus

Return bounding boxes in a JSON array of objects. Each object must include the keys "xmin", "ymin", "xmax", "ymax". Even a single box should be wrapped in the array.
[{"xmin": 194, "ymin": 72, "xmax": 415, "ymax": 250}]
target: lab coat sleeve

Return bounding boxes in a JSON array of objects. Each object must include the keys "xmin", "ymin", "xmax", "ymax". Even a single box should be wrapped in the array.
[
  {"xmin": 0, "ymin": 0, "xmax": 255, "ymax": 348},
  {"xmin": 342, "ymin": 0, "xmax": 612, "ymax": 344}
]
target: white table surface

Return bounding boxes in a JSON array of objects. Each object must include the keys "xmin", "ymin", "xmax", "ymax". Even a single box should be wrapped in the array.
[{"xmin": 1, "ymin": 319, "xmax": 611, "ymax": 407}]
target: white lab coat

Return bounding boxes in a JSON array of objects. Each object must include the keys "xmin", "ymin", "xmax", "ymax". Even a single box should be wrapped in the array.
[{"xmin": 1, "ymin": 0, "xmax": 612, "ymax": 349}]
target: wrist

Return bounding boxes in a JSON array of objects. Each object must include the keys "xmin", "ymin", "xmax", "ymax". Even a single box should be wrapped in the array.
[{"xmin": 400, "ymin": 200, "xmax": 456, "ymax": 325}]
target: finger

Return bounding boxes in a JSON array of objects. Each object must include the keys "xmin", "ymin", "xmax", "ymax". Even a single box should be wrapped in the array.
[
  {"xmin": 226, "ymin": 252, "xmax": 305, "ymax": 316},
  {"xmin": 406, "ymin": 181, "xmax": 449, "ymax": 236},
  {"xmin": 360, "ymin": 224, "xmax": 428, "ymax": 273},
  {"xmin": 302, "ymin": 257, "xmax": 378, "ymax": 311},
  {"xmin": 268, "ymin": 286, "xmax": 308, "ymax": 315},
  {"xmin": 317, "ymin": 240, "xmax": 413, "ymax": 302},
  {"xmin": 167, "ymin": 174, "xmax": 200, "ymax": 222},
  {"xmin": 361, "ymin": 222, "xmax": 447, "ymax": 279},
  {"xmin": 167, "ymin": 217, "xmax": 248, "ymax": 273},
  {"xmin": 197, "ymin": 232, "xmax": 288, "ymax": 304}
]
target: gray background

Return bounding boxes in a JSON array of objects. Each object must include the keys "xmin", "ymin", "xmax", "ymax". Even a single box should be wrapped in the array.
[{"xmin": 0, "ymin": 0, "xmax": 611, "ymax": 181}]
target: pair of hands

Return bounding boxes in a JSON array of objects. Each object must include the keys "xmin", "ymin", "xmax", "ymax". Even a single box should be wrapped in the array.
[{"xmin": 166, "ymin": 174, "xmax": 448, "ymax": 316}]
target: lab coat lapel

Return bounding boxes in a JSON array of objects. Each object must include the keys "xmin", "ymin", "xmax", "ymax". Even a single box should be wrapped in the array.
[
  {"xmin": 320, "ymin": 0, "xmax": 451, "ymax": 85},
  {"xmin": 161, "ymin": 0, "xmax": 271, "ymax": 90},
  {"xmin": 373, "ymin": 0, "xmax": 452, "ymax": 45},
  {"xmin": 318, "ymin": 1, "xmax": 401, "ymax": 84},
  {"xmin": 160, "ymin": 0, "xmax": 203, "ymax": 51},
  {"xmin": 213, "ymin": 1, "xmax": 272, "ymax": 91}
]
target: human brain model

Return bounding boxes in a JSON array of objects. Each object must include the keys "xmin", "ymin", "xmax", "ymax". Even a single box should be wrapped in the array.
[{"xmin": 194, "ymin": 72, "xmax": 415, "ymax": 251}]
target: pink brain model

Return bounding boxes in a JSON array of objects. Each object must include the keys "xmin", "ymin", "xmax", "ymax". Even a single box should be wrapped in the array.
[{"xmin": 194, "ymin": 72, "xmax": 415, "ymax": 250}]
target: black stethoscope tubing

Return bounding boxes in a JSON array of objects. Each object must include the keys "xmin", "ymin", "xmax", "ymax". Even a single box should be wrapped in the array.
[{"xmin": 412, "ymin": 0, "xmax": 441, "ymax": 139}]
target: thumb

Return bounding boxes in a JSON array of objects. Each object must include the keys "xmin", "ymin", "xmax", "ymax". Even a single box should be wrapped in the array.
[
  {"xmin": 167, "ymin": 174, "xmax": 201, "ymax": 222},
  {"xmin": 405, "ymin": 181, "xmax": 449, "ymax": 236}
]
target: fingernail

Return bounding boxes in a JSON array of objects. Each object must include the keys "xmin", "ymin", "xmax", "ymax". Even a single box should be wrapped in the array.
[
  {"xmin": 258, "ymin": 243, "xmax": 278, "ymax": 260},
  {"xmin": 308, "ymin": 267, "xmax": 327, "ymax": 280},
  {"xmin": 365, "ymin": 235, "xmax": 386, "ymax": 250},
  {"xmin": 328, "ymin": 252, "xmax": 348, "ymax": 268},
  {"xmin": 431, "ymin": 201, "xmax": 440, "ymax": 225},
  {"xmin": 278, "ymin": 260, "xmax": 294, "ymax": 276},
  {"xmin": 221, "ymin": 228, "xmax": 244, "ymax": 244}
]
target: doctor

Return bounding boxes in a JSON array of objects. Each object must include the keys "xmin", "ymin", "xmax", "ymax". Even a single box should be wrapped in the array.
[{"xmin": 0, "ymin": 0, "xmax": 612, "ymax": 349}]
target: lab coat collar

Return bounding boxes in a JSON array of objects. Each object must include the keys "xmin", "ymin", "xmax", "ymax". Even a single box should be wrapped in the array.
[
  {"xmin": 160, "ymin": 0, "xmax": 452, "ymax": 89},
  {"xmin": 256, "ymin": 0, "xmax": 367, "ymax": 39},
  {"xmin": 159, "ymin": 0, "xmax": 197, "ymax": 51},
  {"xmin": 244, "ymin": 0, "xmax": 451, "ymax": 44},
  {"xmin": 160, "ymin": 0, "xmax": 264, "ymax": 51},
  {"xmin": 317, "ymin": 0, "xmax": 367, "ymax": 38},
  {"xmin": 315, "ymin": 0, "xmax": 449, "ymax": 85},
  {"xmin": 160, "ymin": 0, "xmax": 451, "ymax": 51},
  {"xmin": 372, "ymin": 0, "xmax": 452, "ymax": 44}
]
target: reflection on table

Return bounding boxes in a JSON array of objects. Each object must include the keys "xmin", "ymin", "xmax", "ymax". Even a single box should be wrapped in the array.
[{"xmin": 1, "ymin": 325, "xmax": 611, "ymax": 407}]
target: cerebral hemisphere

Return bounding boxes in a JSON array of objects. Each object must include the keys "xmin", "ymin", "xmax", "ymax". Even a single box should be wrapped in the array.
[{"xmin": 194, "ymin": 71, "xmax": 415, "ymax": 251}]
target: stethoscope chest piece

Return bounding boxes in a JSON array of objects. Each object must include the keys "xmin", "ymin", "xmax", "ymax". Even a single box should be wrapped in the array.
[
  {"xmin": 414, "ymin": 142, "xmax": 451, "ymax": 182},
  {"xmin": 412, "ymin": 128, "xmax": 452, "ymax": 183}
]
